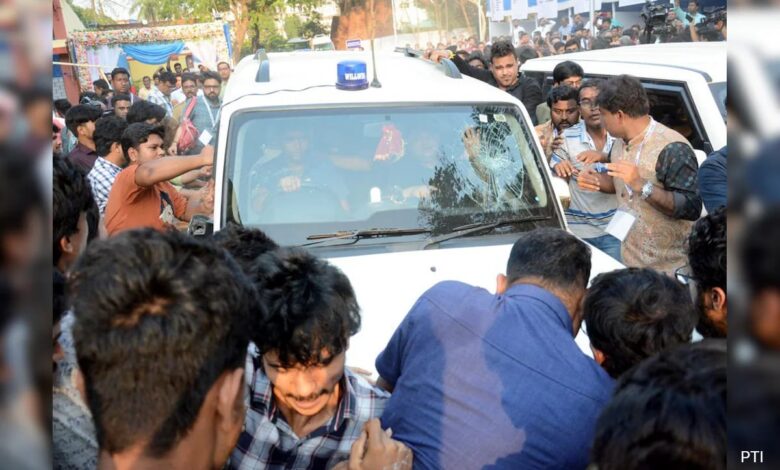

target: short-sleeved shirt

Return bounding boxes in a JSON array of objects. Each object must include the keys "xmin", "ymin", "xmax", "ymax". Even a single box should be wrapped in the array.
[
  {"xmin": 551, "ymin": 122, "xmax": 618, "ymax": 239},
  {"xmin": 698, "ymin": 146, "xmax": 726, "ymax": 213},
  {"xmin": 87, "ymin": 157, "xmax": 122, "ymax": 214},
  {"xmin": 186, "ymin": 96, "xmax": 221, "ymax": 153},
  {"xmin": 227, "ymin": 356, "xmax": 390, "ymax": 470},
  {"xmin": 103, "ymin": 163, "xmax": 188, "ymax": 236},
  {"xmin": 376, "ymin": 281, "xmax": 614, "ymax": 470}
]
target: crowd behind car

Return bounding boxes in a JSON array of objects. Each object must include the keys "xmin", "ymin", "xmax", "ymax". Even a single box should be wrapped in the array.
[{"xmin": 48, "ymin": 7, "xmax": 744, "ymax": 467}]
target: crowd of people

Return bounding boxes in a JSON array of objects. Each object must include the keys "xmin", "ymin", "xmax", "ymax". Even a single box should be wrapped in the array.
[{"xmin": 49, "ymin": 6, "xmax": 736, "ymax": 467}]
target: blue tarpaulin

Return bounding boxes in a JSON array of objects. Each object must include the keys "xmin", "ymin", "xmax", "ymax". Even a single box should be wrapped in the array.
[{"xmin": 117, "ymin": 41, "xmax": 186, "ymax": 68}]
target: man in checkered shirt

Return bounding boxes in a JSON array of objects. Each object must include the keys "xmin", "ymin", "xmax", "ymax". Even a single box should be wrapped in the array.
[
  {"xmin": 227, "ymin": 247, "xmax": 411, "ymax": 470},
  {"xmin": 86, "ymin": 116, "xmax": 128, "ymax": 214}
]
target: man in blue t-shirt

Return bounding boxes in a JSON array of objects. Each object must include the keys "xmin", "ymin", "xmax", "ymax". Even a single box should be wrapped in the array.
[{"xmin": 375, "ymin": 228, "xmax": 614, "ymax": 469}]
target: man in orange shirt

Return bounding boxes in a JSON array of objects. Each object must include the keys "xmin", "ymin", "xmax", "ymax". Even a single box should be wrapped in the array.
[{"xmin": 104, "ymin": 122, "xmax": 213, "ymax": 235}]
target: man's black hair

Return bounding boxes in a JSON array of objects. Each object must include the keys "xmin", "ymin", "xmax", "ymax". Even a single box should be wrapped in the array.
[
  {"xmin": 217, "ymin": 61, "xmax": 230, "ymax": 69},
  {"xmin": 180, "ymin": 72, "xmax": 198, "ymax": 85},
  {"xmin": 515, "ymin": 46, "xmax": 537, "ymax": 65},
  {"xmin": 64, "ymin": 104, "xmax": 103, "ymax": 136},
  {"xmin": 142, "ymin": 75, "xmax": 151, "ymax": 81},
  {"xmin": 490, "ymin": 40, "xmax": 517, "ymax": 63},
  {"xmin": 688, "ymin": 206, "xmax": 726, "ymax": 293},
  {"xmin": 583, "ymin": 268, "xmax": 697, "ymax": 378},
  {"xmin": 112, "ymin": 93, "xmax": 131, "ymax": 104},
  {"xmin": 596, "ymin": 74, "xmax": 650, "ymax": 117},
  {"xmin": 93, "ymin": 79, "xmax": 110, "ymax": 91},
  {"xmin": 250, "ymin": 247, "xmax": 361, "ymax": 367},
  {"xmin": 121, "ymin": 122, "xmax": 165, "ymax": 158},
  {"xmin": 592, "ymin": 340, "xmax": 726, "ymax": 469},
  {"xmin": 687, "ymin": 207, "xmax": 727, "ymax": 338},
  {"xmin": 741, "ymin": 208, "xmax": 780, "ymax": 293},
  {"xmin": 466, "ymin": 52, "xmax": 488, "ymax": 69},
  {"xmin": 54, "ymin": 99, "xmax": 72, "ymax": 117},
  {"xmin": 506, "ymin": 228, "xmax": 591, "ymax": 290},
  {"xmin": 110, "ymin": 67, "xmax": 129, "ymax": 80},
  {"xmin": 552, "ymin": 60, "xmax": 584, "ymax": 84},
  {"xmin": 211, "ymin": 223, "xmax": 279, "ymax": 274},
  {"xmin": 578, "ymin": 78, "xmax": 603, "ymax": 100},
  {"xmin": 547, "ymin": 84, "xmax": 579, "ymax": 108},
  {"xmin": 126, "ymin": 100, "xmax": 166, "ymax": 124},
  {"xmin": 564, "ymin": 39, "xmax": 579, "ymax": 50},
  {"xmin": 94, "ymin": 116, "xmax": 129, "ymax": 157},
  {"xmin": 69, "ymin": 229, "xmax": 258, "ymax": 456},
  {"xmin": 158, "ymin": 71, "xmax": 177, "ymax": 85},
  {"xmin": 201, "ymin": 70, "xmax": 222, "ymax": 84},
  {"xmin": 53, "ymin": 155, "xmax": 93, "ymax": 266}
]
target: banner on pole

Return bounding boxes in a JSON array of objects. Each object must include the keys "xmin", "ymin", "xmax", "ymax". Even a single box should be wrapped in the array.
[
  {"xmin": 511, "ymin": 0, "xmax": 530, "ymax": 19},
  {"xmin": 537, "ymin": 0, "xmax": 558, "ymax": 19},
  {"xmin": 491, "ymin": 0, "xmax": 506, "ymax": 20},
  {"xmin": 574, "ymin": 0, "xmax": 602, "ymax": 13}
]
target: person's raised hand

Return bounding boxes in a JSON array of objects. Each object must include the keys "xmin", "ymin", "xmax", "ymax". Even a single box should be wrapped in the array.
[
  {"xmin": 606, "ymin": 161, "xmax": 643, "ymax": 192},
  {"xmin": 576, "ymin": 150, "xmax": 607, "ymax": 164},
  {"xmin": 279, "ymin": 175, "xmax": 302, "ymax": 192},
  {"xmin": 553, "ymin": 161, "xmax": 577, "ymax": 179},
  {"xmin": 577, "ymin": 167, "xmax": 601, "ymax": 192},
  {"xmin": 463, "ymin": 127, "xmax": 481, "ymax": 160},
  {"xmin": 346, "ymin": 419, "xmax": 413, "ymax": 470}
]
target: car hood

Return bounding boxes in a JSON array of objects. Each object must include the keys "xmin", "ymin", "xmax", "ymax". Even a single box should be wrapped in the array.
[{"xmin": 327, "ymin": 241, "xmax": 624, "ymax": 375}]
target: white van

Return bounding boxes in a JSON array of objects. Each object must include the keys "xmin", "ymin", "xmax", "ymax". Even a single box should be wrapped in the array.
[{"xmin": 213, "ymin": 50, "xmax": 623, "ymax": 373}]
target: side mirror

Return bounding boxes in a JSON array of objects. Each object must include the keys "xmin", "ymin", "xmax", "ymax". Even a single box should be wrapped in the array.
[{"xmin": 188, "ymin": 215, "xmax": 213, "ymax": 238}]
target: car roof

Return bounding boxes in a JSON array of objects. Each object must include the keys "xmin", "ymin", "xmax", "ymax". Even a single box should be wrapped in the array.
[
  {"xmin": 222, "ymin": 50, "xmax": 519, "ymax": 108},
  {"xmin": 521, "ymin": 42, "xmax": 726, "ymax": 83}
]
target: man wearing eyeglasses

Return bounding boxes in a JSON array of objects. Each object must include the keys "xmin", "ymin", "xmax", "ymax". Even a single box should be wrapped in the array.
[
  {"xmin": 174, "ymin": 71, "xmax": 222, "ymax": 155},
  {"xmin": 551, "ymin": 79, "xmax": 620, "ymax": 261},
  {"xmin": 676, "ymin": 207, "xmax": 727, "ymax": 338}
]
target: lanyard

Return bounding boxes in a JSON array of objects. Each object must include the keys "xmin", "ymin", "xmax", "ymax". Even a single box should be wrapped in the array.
[
  {"xmin": 623, "ymin": 118, "xmax": 655, "ymax": 199},
  {"xmin": 202, "ymin": 97, "xmax": 220, "ymax": 128}
]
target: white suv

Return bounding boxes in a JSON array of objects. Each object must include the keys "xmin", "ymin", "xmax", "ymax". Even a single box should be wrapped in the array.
[{"xmin": 213, "ymin": 49, "xmax": 622, "ymax": 373}]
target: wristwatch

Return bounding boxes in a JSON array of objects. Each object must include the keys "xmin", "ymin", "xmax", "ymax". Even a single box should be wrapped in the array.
[{"xmin": 640, "ymin": 180, "xmax": 654, "ymax": 200}]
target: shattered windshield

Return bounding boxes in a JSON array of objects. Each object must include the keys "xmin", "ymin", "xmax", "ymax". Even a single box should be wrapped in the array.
[{"xmin": 223, "ymin": 104, "xmax": 561, "ymax": 246}]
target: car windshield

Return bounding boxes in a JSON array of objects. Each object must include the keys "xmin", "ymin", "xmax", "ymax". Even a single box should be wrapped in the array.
[{"xmin": 223, "ymin": 104, "xmax": 560, "ymax": 246}]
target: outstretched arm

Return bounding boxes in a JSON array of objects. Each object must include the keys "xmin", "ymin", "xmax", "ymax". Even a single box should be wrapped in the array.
[{"xmin": 135, "ymin": 146, "xmax": 213, "ymax": 187}]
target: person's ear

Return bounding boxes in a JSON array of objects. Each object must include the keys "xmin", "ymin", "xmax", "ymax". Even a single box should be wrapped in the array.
[
  {"xmin": 110, "ymin": 141, "xmax": 121, "ymax": 156},
  {"xmin": 127, "ymin": 146, "xmax": 139, "ymax": 163},
  {"xmin": 709, "ymin": 286, "xmax": 728, "ymax": 326},
  {"xmin": 496, "ymin": 273, "xmax": 509, "ymax": 295},
  {"xmin": 592, "ymin": 348, "xmax": 606, "ymax": 365},
  {"xmin": 59, "ymin": 234, "xmax": 76, "ymax": 258},
  {"xmin": 216, "ymin": 368, "xmax": 245, "ymax": 432}
]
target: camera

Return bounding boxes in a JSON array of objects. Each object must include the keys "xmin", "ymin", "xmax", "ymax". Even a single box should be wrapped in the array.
[
  {"xmin": 695, "ymin": 7, "xmax": 726, "ymax": 41},
  {"xmin": 640, "ymin": 1, "xmax": 678, "ymax": 42}
]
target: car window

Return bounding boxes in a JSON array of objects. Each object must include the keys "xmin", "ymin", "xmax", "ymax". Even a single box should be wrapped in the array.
[{"xmin": 223, "ymin": 104, "xmax": 560, "ymax": 246}]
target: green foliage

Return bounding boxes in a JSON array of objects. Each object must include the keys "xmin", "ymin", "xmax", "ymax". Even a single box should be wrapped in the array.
[
  {"xmin": 68, "ymin": 0, "xmax": 116, "ymax": 27},
  {"xmin": 300, "ymin": 11, "xmax": 329, "ymax": 38},
  {"xmin": 284, "ymin": 15, "xmax": 303, "ymax": 38}
]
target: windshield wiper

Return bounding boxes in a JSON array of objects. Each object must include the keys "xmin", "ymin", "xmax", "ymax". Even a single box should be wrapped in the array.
[
  {"xmin": 300, "ymin": 227, "xmax": 432, "ymax": 247},
  {"xmin": 422, "ymin": 215, "xmax": 553, "ymax": 250}
]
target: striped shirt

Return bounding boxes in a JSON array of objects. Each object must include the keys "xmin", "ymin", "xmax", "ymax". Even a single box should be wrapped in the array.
[
  {"xmin": 228, "ymin": 352, "xmax": 390, "ymax": 470},
  {"xmin": 87, "ymin": 157, "xmax": 122, "ymax": 214},
  {"xmin": 147, "ymin": 88, "xmax": 173, "ymax": 117},
  {"xmin": 552, "ymin": 121, "xmax": 618, "ymax": 239}
]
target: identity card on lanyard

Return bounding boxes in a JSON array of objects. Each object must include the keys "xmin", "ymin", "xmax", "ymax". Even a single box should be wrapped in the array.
[
  {"xmin": 605, "ymin": 119, "xmax": 656, "ymax": 242},
  {"xmin": 198, "ymin": 98, "xmax": 220, "ymax": 147}
]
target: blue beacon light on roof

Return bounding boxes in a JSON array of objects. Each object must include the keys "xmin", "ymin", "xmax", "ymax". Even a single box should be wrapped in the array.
[{"xmin": 336, "ymin": 60, "xmax": 369, "ymax": 90}]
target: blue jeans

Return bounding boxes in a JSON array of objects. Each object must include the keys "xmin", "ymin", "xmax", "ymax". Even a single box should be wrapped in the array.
[{"xmin": 586, "ymin": 234, "xmax": 622, "ymax": 263}]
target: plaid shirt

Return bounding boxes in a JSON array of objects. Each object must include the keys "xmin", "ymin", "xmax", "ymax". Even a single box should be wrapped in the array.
[
  {"xmin": 87, "ymin": 157, "xmax": 122, "ymax": 214},
  {"xmin": 147, "ymin": 88, "xmax": 173, "ymax": 117},
  {"xmin": 228, "ymin": 351, "xmax": 390, "ymax": 470}
]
